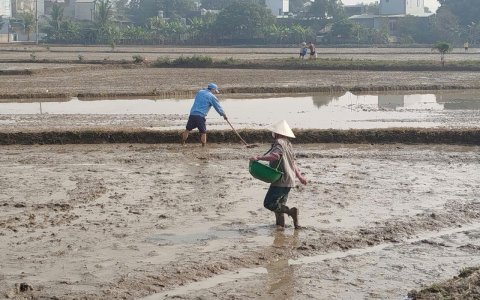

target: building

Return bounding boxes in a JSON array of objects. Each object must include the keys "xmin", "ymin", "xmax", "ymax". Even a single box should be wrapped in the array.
[
  {"xmin": 379, "ymin": 0, "xmax": 426, "ymax": 16},
  {"xmin": 64, "ymin": 0, "xmax": 95, "ymax": 21},
  {"xmin": 266, "ymin": 0, "xmax": 289, "ymax": 17},
  {"xmin": 0, "ymin": 0, "xmax": 12, "ymax": 17},
  {"xmin": 12, "ymin": 0, "xmax": 45, "ymax": 16},
  {"xmin": 349, "ymin": 0, "xmax": 433, "ymax": 38}
]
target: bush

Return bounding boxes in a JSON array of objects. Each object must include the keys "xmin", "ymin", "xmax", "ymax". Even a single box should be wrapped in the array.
[
  {"xmin": 132, "ymin": 54, "xmax": 145, "ymax": 64},
  {"xmin": 172, "ymin": 55, "xmax": 213, "ymax": 66}
]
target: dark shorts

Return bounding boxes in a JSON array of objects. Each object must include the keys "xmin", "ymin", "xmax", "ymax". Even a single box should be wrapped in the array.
[
  {"xmin": 264, "ymin": 186, "xmax": 291, "ymax": 212},
  {"xmin": 186, "ymin": 115, "xmax": 207, "ymax": 133}
]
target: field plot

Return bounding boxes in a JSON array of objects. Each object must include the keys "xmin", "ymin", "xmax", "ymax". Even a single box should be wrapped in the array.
[
  {"xmin": 1, "ymin": 46, "xmax": 479, "ymax": 299},
  {"xmin": 0, "ymin": 143, "xmax": 479, "ymax": 299}
]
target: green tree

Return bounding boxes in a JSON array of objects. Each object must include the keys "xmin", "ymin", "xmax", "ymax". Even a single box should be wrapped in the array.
[
  {"xmin": 95, "ymin": 0, "xmax": 113, "ymax": 28},
  {"xmin": 289, "ymin": 0, "xmax": 309, "ymax": 13},
  {"xmin": 114, "ymin": 0, "xmax": 130, "ymax": 21},
  {"xmin": 331, "ymin": 19, "xmax": 354, "ymax": 40},
  {"xmin": 432, "ymin": 41, "xmax": 452, "ymax": 66},
  {"xmin": 49, "ymin": 2, "xmax": 63, "ymax": 32},
  {"xmin": 433, "ymin": 8, "xmax": 462, "ymax": 44},
  {"xmin": 128, "ymin": 0, "xmax": 157, "ymax": 25},
  {"xmin": 0, "ymin": 17, "xmax": 4, "ymax": 30},
  {"xmin": 213, "ymin": 1, "xmax": 275, "ymax": 41},
  {"xmin": 94, "ymin": 0, "xmax": 120, "ymax": 44},
  {"xmin": 308, "ymin": 0, "xmax": 344, "ymax": 21},
  {"xmin": 128, "ymin": 0, "xmax": 195, "ymax": 25},
  {"xmin": 397, "ymin": 15, "xmax": 436, "ymax": 43},
  {"xmin": 290, "ymin": 23, "xmax": 311, "ymax": 43},
  {"xmin": 163, "ymin": 0, "xmax": 195, "ymax": 18},
  {"xmin": 19, "ymin": 12, "xmax": 35, "ymax": 41},
  {"xmin": 188, "ymin": 14, "xmax": 216, "ymax": 43},
  {"xmin": 200, "ymin": 0, "xmax": 234, "ymax": 10},
  {"xmin": 437, "ymin": 0, "xmax": 480, "ymax": 27}
]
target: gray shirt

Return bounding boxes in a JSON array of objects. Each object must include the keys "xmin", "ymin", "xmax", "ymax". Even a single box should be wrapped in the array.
[{"xmin": 268, "ymin": 138, "xmax": 297, "ymax": 187}]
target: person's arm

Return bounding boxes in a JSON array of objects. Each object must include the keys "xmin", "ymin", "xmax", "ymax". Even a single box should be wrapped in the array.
[
  {"xmin": 250, "ymin": 152, "xmax": 280, "ymax": 162},
  {"xmin": 210, "ymin": 95, "xmax": 226, "ymax": 119},
  {"xmin": 294, "ymin": 161, "xmax": 307, "ymax": 185}
]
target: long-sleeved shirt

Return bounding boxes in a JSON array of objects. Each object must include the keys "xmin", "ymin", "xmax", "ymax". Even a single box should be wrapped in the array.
[
  {"xmin": 190, "ymin": 89, "xmax": 225, "ymax": 118},
  {"xmin": 268, "ymin": 138, "xmax": 297, "ymax": 187}
]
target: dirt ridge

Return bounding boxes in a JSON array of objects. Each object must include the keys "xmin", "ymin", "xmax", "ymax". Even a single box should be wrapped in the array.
[{"xmin": 0, "ymin": 128, "xmax": 479, "ymax": 145}]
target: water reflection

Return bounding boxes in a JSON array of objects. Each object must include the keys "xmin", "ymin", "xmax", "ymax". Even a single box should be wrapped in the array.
[
  {"xmin": 312, "ymin": 92, "xmax": 345, "ymax": 108},
  {"xmin": 264, "ymin": 230, "xmax": 300, "ymax": 299},
  {"xmin": 0, "ymin": 91, "xmax": 478, "ymax": 129}
]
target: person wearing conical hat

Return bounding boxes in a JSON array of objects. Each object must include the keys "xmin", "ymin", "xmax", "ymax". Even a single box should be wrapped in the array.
[
  {"xmin": 182, "ymin": 83, "xmax": 228, "ymax": 147},
  {"xmin": 250, "ymin": 120, "xmax": 307, "ymax": 229}
]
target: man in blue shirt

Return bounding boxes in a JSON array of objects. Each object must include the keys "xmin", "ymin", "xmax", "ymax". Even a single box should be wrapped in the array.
[{"xmin": 182, "ymin": 83, "xmax": 228, "ymax": 147}]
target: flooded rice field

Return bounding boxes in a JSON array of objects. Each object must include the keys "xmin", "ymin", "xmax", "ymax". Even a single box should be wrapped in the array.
[
  {"xmin": 1, "ymin": 44, "xmax": 480, "ymax": 299},
  {"xmin": 0, "ymin": 143, "xmax": 479, "ymax": 299},
  {"xmin": 0, "ymin": 90, "xmax": 479, "ymax": 131}
]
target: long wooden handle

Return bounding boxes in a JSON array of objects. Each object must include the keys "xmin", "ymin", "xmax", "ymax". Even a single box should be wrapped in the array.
[{"xmin": 226, "ymin": 119, "xmax": 249, "ymax": 146}]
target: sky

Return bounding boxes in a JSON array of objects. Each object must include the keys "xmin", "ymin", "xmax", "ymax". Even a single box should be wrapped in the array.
[{"xmin": 341, "ymin": 0, "xmax": 440, "ymax": 12}]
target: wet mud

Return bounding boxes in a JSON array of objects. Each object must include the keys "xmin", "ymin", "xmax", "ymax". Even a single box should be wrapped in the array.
[
  {"xmin": 1, "ymin": 46, "xmax": 480, "ymax": 299},
  {"xmin": 0, "ymin": 143, "xmax": 479, "ymax": 299}
]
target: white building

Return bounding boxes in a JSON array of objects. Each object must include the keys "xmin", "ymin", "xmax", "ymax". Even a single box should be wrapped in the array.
[
  {"xmin": 0, "ymin": 0, "xmax": 12, "ymax": 17},
  {"xmin": 349, "ymin": 0, "xmax": 433, "ymax": 38},
  {"xmin": 379, "ymin": 0, "xmax": 425, "ymax": 16},
  {"xmin": 266, "ymin": 0, "xmax": 289, "ymax": 17}
]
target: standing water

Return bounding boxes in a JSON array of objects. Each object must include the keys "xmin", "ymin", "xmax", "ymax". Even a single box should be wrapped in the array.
[{"xmin": 0, "ymin": 91, "xmax": 478, "ymax": 129}]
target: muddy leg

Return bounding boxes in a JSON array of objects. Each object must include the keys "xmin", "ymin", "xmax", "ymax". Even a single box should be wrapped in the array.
[
  {"xmin": 200, "ymin": 133, "xmax": 207, "ymax": 147},
  {"xmin": 181, "ymin": 130, "xmax": 190, "ymax": 145},
  {"xmin": 279, "ymin": 206, "xmax": 300, "ymax": 229},
  {"xmin": 275, "ymin": 212, "xmax": 285, "ymax": 227}
]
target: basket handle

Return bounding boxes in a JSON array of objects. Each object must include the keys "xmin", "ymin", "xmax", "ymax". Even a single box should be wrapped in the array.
[{"xmin": 274, "ymin": 155, "xmax": 283, "ymax": 171}]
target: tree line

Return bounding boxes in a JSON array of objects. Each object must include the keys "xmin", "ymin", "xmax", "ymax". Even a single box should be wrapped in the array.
[{"xmin": 7, "ymin": 0, "xmax": 480, "ymax": 46}]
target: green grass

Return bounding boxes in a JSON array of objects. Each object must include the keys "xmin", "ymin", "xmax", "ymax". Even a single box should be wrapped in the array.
[{"xmin": 152, "ymin": 56, "xmax": 480, "ymax": 71}]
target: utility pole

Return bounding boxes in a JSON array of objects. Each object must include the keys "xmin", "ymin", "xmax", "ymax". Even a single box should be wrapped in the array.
[{"xmin": 35, "ymin": 0, "xmax": 38, "ymax": 44}]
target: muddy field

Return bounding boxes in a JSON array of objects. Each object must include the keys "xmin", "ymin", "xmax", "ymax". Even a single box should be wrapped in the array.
[
  {"xmin": 1, "ymin": 46, "xmax": 480, "ymax": 99},
  {"xmin": 0, "ymin": 143, "xmax": 479, "ymax": 300},
  {"xmin": 1, "ymin": 46, "xmax": 480, "ymax": 299}
]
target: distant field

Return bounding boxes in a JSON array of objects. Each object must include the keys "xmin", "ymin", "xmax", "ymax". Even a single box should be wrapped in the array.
[{"xmin": 0, "ymin": 45, "xmax": 479, "ymax": 62}]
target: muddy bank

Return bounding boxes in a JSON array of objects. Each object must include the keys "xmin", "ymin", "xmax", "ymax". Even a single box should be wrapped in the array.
[
  {"xmin": 409, "ymin": 267, "xmax": 480, "ymax": 299},
  {"xmin": 4, "ymin": 84, "xmax": 480, "ymax": 100},
  {"xmin": 0, "ymin": 128, "xmax": 478, "ymax": 145}
]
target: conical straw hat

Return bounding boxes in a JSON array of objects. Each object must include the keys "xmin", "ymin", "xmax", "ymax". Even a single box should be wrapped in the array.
[{"xmin": 267, "ymin": 120, "xmax": 295, "ymax": 138}]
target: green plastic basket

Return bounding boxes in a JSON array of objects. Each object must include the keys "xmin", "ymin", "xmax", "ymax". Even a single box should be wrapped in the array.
[{"xmin": 249, "ymin": 160, "xmax": 283, "ymax": 183}]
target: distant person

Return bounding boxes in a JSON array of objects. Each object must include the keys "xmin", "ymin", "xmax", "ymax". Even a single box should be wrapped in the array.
[
  {"xmin": 464, "ymin": 41, "xmax": 469, "ymax": 52},
  {"xmin": 299, "ymin": 42, "xmax": 308, "ymax": 59},
  {"xmin": 308, "ymin": 42, "xmax": 317, "ymax": 59},
  {"xmin": 250, "ymin": 120, "xmax": 307, "ymax": 229},
  {"xmin": 181, "ymin": 83, "xmax": 227, "ymax": 147}
]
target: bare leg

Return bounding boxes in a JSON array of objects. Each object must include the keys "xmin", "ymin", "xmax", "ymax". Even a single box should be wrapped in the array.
[
  {"xmin": 181, "ymin": 130, "xmax": 190, "ymax": 145},
  {"xmin": 200, "ymin": 133, "xmax": 207, "ymax": 147}
]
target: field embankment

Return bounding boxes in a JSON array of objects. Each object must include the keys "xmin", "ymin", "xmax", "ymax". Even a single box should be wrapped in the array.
[{"xmin": 0, "ymin": 128, "xmax": 478, "ymax": 145}]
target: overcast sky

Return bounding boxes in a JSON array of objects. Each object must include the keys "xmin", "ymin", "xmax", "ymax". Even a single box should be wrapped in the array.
[{"xmin": 341, "ymin": 0, "xmax": 440, "ymax": 12}]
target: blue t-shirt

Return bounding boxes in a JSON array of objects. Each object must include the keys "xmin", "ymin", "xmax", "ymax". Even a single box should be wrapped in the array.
[{"xmin": 190, "ymin": 89, "xmax": 225, "ymax": 118}]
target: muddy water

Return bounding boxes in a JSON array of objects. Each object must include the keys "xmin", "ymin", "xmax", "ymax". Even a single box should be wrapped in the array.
[
  {"xmin": 0, "ymin": 90, "xmax": 479, "ymax": 130},
  {"xmin": 145, "ymin": 225, "xmax": 480, "ymax": 300}
]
